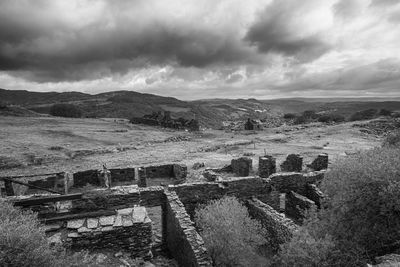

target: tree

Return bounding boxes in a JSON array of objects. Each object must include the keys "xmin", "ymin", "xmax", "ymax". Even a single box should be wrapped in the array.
[
  {"xmin": 50, "ymin": 104, "xmax": 82, "ymax": 118},
  {"xmin": 195, "ymin": 196, "xmax": 269, "ymax": 267}
]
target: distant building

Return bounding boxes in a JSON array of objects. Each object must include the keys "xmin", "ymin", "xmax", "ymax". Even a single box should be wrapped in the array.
[{"xmin": 244, "ymin": 118, "xmax": 262, "ymax": 130}]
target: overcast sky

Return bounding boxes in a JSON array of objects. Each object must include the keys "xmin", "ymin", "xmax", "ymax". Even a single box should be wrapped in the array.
[{"xmin": 1, "ymin": 0, "xmax": 400, "ymax": 99}]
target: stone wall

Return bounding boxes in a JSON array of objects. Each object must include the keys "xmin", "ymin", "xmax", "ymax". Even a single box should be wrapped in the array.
[
  {"xmin": 26, "ymin": 173, "xmax": 65, "ymax": 194},
  {"xmin": 170, "ymin": 177, "xmax": 272, "ymax": 217},
  {"xmin": 308, "ymin": 153, "xmax": 329, "ymax": 171},
  {"xmin": 305, "ymin": 184, "xmax": 325, "ymax": 208},
  {"xmin": 259, "ymin": 155, "xmax": 276, "ymax": 178},
  {"xmin": 164, "ymin": 190, "xmax": 212, "ymax": 267},
  {"xmin": 285, "ymin": 191, "xmax": 316, "ymax": 223},
  {"xmin": 280, "ymin": 154, "xmax": 303, "ymax": 172},
  {"xmin": 269, "ymin": 171, "xmax": 325, "ymax": 195},
  {"xmin": 64, "ymin": 206, "xmax": 152, "ymax": 258},
  {"xmin": 231, "ymin": 157, "xmax": 252, "ymax": 177},
  {"xmin": 247, "ymin": 198, "xmax": 298, "ymax": 252}
]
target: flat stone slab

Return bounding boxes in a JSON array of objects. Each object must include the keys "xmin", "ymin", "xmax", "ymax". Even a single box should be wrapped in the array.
[
  {"xmin": 132, "ymin": 206, "xmax": 148, "ymax": 223},
  {"xmin": 67, "ymin": 219, "xmax": 85, "ymax": 229},
  {"xmin": 87, "ymin": 218, "xmax": 99, "ymax": 229},
  {"xmin": 118, "ymin": 208, "xmax": 133, "ymax": 215},
  {"xmin": 99, "ymin": 215, "xmax": 115, "ymax": 226}
]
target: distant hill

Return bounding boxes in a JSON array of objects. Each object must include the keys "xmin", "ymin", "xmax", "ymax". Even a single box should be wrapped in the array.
[
  {"xmin": 0, "ymin": 89, "xmax": 274, "ymax": 128},
  {"xmin": 1, "ymin": 88, "xmax": 400, "ymax": 128}
]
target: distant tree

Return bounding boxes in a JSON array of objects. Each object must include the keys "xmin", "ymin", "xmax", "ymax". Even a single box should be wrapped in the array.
[
  {"xmin": 379, "ymin": 109, "xmax": 392, "ymax": 116},
  {"xmin": 302, "ymin": 110, "xmax": 318, "ymax": 120},
  {"xmin": 349, "ymin": 109, "xmax": 378, "ymax": 121},
  {"xmin": 283, "ymin": 113, "xmax": 296, "ymax": 120},
  {"xmin": 49, "ymin": 104, "xmax": 82, "ymax": 118},
  {"xmin": 318, "ymin": 113, "xmax": 345, "ymax": 123},
  {"xmin": 0, "ymin": 101, "xmax": 7, "ymax": 109},
  {"xmin": 293, "ymin": 115, "xmax": 307, "ymax": 125}
]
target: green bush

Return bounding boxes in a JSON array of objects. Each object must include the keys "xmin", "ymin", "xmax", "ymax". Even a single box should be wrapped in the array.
[
  {"xmin": 195, "ymin": 196, "xmax": 269, "ymax": 267},
  {"xmin": 50, "ymin": 104, "xmax": 82, "ymax": 118}
]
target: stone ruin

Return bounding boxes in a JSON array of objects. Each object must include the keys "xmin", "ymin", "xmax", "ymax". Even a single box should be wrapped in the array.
[
  {"xmin": 244, "ymin": 118, "xmax": 262, "ymax": 130},
  {"xmin": 2, "ymin": 163, "xmax": 188, "ymax": 197},
  {"xmin": 3, "ymin": 152, "xmax": 331, "ymax": 266},
  {"xmin": 130, "ymin": 111, "xmax": 200, "ymax": 131}
]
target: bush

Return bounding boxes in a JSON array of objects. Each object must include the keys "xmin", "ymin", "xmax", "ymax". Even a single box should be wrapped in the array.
[
  {"xmin": 275, "ymin": 147, "xmax": 400, "ymax": 266},
  {"xmin": 50, "ymin": 104, "xmax": 82, "ymax": 118},
  {"xmin": 274, "ymin": 228, "xmax": 338, "ymax": 267},
  {"xmin": 379, "ymin": 109, "xmax": 392, "ymax": 116},
  {"xmin": 195, "ymin": 196, "xmax": 269, "ymax": 267},
  {"xmin": 318, "ymin": 113, "xmax": 345, "ymax": 123},
  {"xmin": 283, "ymin": 113, "xmax": 296, "ymax": 120},
  {"xmin": 293, "ymin": 115, "xmax": 307, "ymax": 125},
  {"xmin": 0, "ymin": 200, "xmax": 106, "ymax": 267},
  {"xmin": 383, "ymin": 131, "xmax": 400, "ymax": 148},
  {"xmin": 302, "ymin": 110, "xmax": 318, "ymax": 120},
  {"xmin": 349, "ymin": 109, "xmax": 378, "ymax": 121},
  {"xmin": 0, "ymin": 200, "xmax": 57, "ymax": 266},
  {"xmin": 321, "ymin": 147, "xmax": 400, "ymax": 258}
]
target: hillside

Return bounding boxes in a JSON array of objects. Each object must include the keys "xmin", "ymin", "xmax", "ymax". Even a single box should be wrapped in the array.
[
  {"xmin": 0, "ymin": 89, "xmax": 274, "ymax": 128},
  {"xmin": 2, "ymin": 88, "xmax": 400, "ymax": 128}
]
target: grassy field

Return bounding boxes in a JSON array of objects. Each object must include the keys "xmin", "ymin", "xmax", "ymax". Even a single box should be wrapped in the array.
[{"xmin": 0, "ymin": 115, "xmax": 381, "ymax": 180}]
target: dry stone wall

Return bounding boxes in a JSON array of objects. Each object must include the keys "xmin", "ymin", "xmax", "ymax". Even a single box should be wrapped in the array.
[
  {"xmin": 285, "ymin": 191, "xmax": 316, "ymax": 223},
  {"xmin": 64, "ymin": 206, "xmax": 152, "ymax": 258},
  {"xmin": 164, "ymin": 190, "xmax": 212, "ymax": 267},
  {"xmin": 247, "ymin": 198, "xmax": 298, "ymax": 252},
  {"xmin": 231, "ymin": 157, "xmax": 252, "ymax": 176},
  {"xmin": 280, "ymin": 154, "xmax": 303, "ymax": 172},
  {"xmin": 259, "ymin": 155, "xmax": 276, "ymax": 178}
]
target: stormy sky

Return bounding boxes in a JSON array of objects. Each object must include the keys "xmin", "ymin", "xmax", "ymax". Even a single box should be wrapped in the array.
[{"xmin": 1, "ymin": 0, "xmax": 400, "ymax": 99}]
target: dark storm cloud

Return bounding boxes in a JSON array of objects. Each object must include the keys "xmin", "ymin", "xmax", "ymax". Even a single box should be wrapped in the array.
[
  {"xmin": 0, "ymin": 0, "xmax": 260, "ymax": 82},
  {"xmin": 245, "ymin": 0, "xmax": 331, "ymax": 62}
]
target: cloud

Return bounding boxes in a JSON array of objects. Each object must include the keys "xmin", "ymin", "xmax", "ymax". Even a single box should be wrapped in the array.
[
  {"xmin": 0, "ymin": 0, "xmax": 400, "ymax": 99},
  {"xmin": 0, "ymin": 0, "xmax": 263, "ymax": 82},
  {"xmin": 245, "ymin": 0, "xmax": 334, "ymax": 62}
]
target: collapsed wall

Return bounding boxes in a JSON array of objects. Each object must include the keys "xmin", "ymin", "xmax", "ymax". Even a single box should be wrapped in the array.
[{"xmin": 64, "ymin": 206, "xmax": 152, "ymax": 259}]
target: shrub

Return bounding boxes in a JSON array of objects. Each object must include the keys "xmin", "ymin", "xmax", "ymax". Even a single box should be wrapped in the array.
[
  {"xmin": 274, "ymin": 228, "xmax": 338, "ymax": 267},
  {"xmin": 195, "ymin": 196, "xmax": 269, "ymax": 267},
  {"xmin": 283, "ymin": 113, "xmax": 296, "ymax": 120},
  {"xmin": 379, "ymin": 109, "xmax": 392, "ymax": 116},
  {"xmin": 302, "ymin": 110, "xmax": 318, "ymax": 120},
  {"xmin": 321, "ymin": 147, "xmax": 400, "ymax": 258},
  {"xmin": 382, "ymin": 131, "xmax": 400, "ymax": 148},
  {"xmin": 50, "ymin": 104, "xmax": 82, "ymax": 118},
  {"xmin": 0, "ymin": 200, "xmax": 106, "ymax": 267},
  {"xmin": 0, "ymin": 200, "xmax": 57, "ymax": 266},
  {"xmin": 349, "ymin": 109, "xmax": 378, "ymax": 121},
  {"xmin": 318, "ymin": 113, "xmax": 345, "ymax": 123},
  {"xmin": 293, "ymin": 115, "xmax": 307, "ymax": 125}
]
